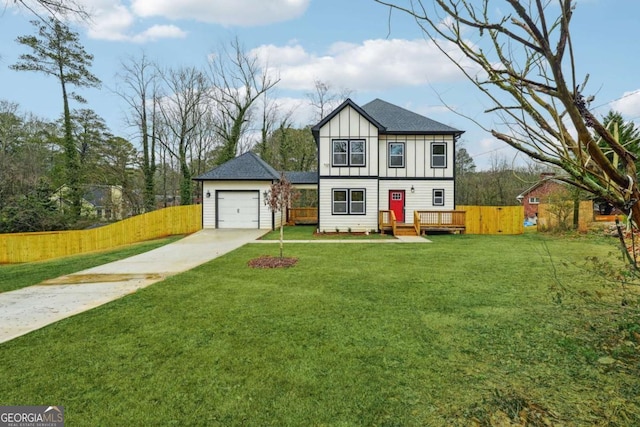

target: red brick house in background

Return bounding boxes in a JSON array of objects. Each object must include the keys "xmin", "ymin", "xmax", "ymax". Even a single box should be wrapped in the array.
[{"xmin": 516, "ymin": 173, "xmax": 568, "ymax": 221}]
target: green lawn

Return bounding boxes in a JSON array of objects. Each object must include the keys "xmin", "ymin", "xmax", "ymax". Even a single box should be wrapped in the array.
[
  {"xmin": 0, "ymin": 236, "xmax": 184, "ymax": 293},
  {"xmin": 0, "ymin": 233, "xmax": 638, "ymax": 425},
  {"xmin": 260, "ymin": 225, "xmax": 394, "ymax": 240}
]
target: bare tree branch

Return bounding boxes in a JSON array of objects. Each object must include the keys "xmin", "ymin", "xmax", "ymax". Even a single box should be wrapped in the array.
[{"xmin": 374, "ymin": 0, "xmax": 640, "ymax": 228}]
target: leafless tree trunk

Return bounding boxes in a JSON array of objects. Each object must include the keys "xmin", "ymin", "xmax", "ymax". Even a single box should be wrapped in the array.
[
  {"xmin": 374, "ymin": 0, "xmax": 640, "ymax": 227},
  {"xmin": 115, "ymin": 53, "xmax": 160, "ymax": 213},
  {"xmin": 307, "ymin": 80, "xmax": 353, "ymax": 122},
  {"xmin": 208, "ymin": 37, "xmax": 280, "ymax": 165},
  {"xmin": 157, "ymin": 66, "xmax": 211, "ymax": 205}
]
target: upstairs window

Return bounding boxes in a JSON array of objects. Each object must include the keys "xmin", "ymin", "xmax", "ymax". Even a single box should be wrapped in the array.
[
  {"xmin": 431, "ymin": 142, "xmax": 447, "ymax": 168},
  {"xmin": 350, "ymin": 140, "xmax": 365, "ymax": 166},
  {"xmin": 529, "ymin": 197, "xmax": 540, "ymax": 204},
  {"xmin": 389, "ymin": 142, "xmax": 405, "ymax": 168},
  {"xmin": 332, "ymin": 139, "xmax": 366, "ymax": 167},
  {"xmin": 332, "ymin": 140, "xmax": 348, "ymax": 166}
]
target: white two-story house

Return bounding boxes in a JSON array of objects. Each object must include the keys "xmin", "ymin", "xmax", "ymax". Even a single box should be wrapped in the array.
[{"xmin": 311, "ymin": 98, "xmax": 464, "ymax": 234}]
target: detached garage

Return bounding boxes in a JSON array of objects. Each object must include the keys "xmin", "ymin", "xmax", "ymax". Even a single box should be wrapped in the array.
[{"xmin": 194, "ymin": 152, "xmax": 279, "ymax": 230}]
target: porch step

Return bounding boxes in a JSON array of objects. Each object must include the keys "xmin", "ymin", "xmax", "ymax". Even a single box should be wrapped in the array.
[{"xmin": 394, "ymin": 224, "xmax": 418, "ymax": 236}]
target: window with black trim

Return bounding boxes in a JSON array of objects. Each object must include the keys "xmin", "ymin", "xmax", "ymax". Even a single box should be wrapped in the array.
[
  {"xmin": 431, "ymin": 142, "xmax": 447, "ymax": 168},
  {"xmin": 388, "ymin": 142, "xmax": 405, "ymax": 168},
  {"xmin": 332, "ymin": 189, "xmax": 366, "ymax": 215},
  {"xmin": 350, "ymin": 140, "xmax": 365, "ymax": 166},
  {"xmin": 332, "ymin": 140, "xmax": 348, "ymax": 166},
  {"xmin": 433, "ymin": 189, "xmax": 445, "ymax": 206},
  {"xmin": 332, "ymin": 139, "xmax": 366, "ymax": 167}
]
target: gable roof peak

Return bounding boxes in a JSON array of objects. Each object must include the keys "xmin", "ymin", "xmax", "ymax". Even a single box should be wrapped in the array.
[
  {"xmin": 194, "ymin": 151, "xmax": 280, "ymax": 181},
  {"xmin": 311, "ymin": 98, "xmax": 385, "ymax": 135}
]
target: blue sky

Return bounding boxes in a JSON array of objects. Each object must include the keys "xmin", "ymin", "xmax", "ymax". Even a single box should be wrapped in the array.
[{"xmin": 1, "ymin": 0, "xmax": 639, "ymax": 170}]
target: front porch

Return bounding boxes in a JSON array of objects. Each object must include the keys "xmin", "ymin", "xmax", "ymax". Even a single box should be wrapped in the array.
[
  {"xmin": 288, "ymin": 208, "xmax": 466, "ymax": 236},
  {"xmin": 378, "ymin": 210, "xmax": 466, "ymax": 236}
]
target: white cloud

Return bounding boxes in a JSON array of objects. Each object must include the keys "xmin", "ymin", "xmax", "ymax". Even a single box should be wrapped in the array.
[
  {"xmin": 131, "ymin": 25, "xmax": 187, "ymax": 43},
  {"xmin": 131, "ymin": 0, "xmax": 310, "ymax": 26},
  {"xmin": 251, "ymin": 38, "xmax": 474, "ymax": 92},
  {"xmin": 610, "ymin": 90, "xmax": 640, "ymax": 119},
  {"xmin": 79, "ymin": 0, "xmax": 187, "ymax": 42},
  {"xmin": 84, "ymin": 2, "xmax": 135, "ymax": 41}
]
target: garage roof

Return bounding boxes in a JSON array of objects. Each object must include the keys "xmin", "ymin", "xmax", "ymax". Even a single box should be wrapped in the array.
[
  {"xmin": 194, "ymin": 152, "xmax": 280, "ymax": 181},
  {"xmin": 195, "ymin": 152, "xmax": 319, "ymax": 184}
]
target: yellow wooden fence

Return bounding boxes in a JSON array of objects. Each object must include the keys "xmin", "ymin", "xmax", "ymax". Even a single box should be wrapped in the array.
[
  {"xmin": 537, "ymin": 200, "xmax": 595, "ymax": 232},
  {"xmin": 458, "ymin": 205, "xmax": 524, "ymax": 235},
  {"xmin": 0, "ymin": 205, "xmax": 202, "ymax": 264}
]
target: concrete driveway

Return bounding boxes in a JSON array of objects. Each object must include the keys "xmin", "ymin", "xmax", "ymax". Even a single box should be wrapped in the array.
[{"xmin": 0, "ymin": 229, "xmax": 265, "ymax": 344}]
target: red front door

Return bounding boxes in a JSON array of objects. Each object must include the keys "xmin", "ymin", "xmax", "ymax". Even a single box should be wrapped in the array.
[{"xmin": 389, "ymin": 190, "xmax": 405, "ymax": 222}]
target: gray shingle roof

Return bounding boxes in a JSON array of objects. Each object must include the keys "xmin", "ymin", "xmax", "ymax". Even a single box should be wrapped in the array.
[
  {"xmin": 285, "ymin": 171, "xmax": 318, "ymax": 184},
  {"xmin": 361, "ymin": 99, "xmax": 462, "ymax": 134},
  {"xmin": 311, "ymin": 98, "xmax": 463, "ymax": 136},
  {"xmin": 194, "ymin": 152, "xmax": 280, "ymax": 181}
]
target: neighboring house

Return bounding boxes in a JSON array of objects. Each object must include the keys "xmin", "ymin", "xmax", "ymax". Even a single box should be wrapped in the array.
[
  {"xmin": 311, "ymin": 98, "xmax": 463, "ymax": 233},
  {"xmin": 52, "ymin": 185, "xmax": 124, "ymax": 220},
  {"xmin": 194, "ymin": 152, "xmax": 317, "ymax": 229},
  {"xmin": 516, "ymin": 173, "xmax": 567, "ymax": 220}
]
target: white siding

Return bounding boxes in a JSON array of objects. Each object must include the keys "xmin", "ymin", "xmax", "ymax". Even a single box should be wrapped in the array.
[
  {"xmin": 318, "ymin": 178, "xmax": 378, "ymax": 233},
  {"xmin": 201, "ymin": 181, "xmax": 275, "ymax": 229},
  {"xmin": 318, "ymin": 106, "xmax": 379, "ymax": 177},
  {"xmin": 379, "ymin": 135, "xmax": 454, "ymax": 179},
  {"xmin": 379, "ymin": 180, "xmax": 455, "ymax": 221}
]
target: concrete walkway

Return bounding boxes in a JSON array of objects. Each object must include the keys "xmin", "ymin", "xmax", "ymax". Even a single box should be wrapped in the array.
[
  {"xmin": 0, "ymin": 229, "xmax": 265, "ymax": 344},
  {"xmin": 0, "ymin": 230, "xmax": 430, "ymax": 344},
  {"xmin": 251, "ymin": 235, "xmax": 431, "ymax": 244}
]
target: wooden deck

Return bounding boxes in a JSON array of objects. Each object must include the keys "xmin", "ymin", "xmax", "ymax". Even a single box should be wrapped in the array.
[
  {"xmin": 379, "ymin": 210, "xmax": 466, "ymax": 236},
  {"xmin": 414, "ymin": 210, "xmax": 466, "ymax": 235}
]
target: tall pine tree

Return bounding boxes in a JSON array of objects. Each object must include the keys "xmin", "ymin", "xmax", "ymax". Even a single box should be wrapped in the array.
[{"xmin": 11, "ymin": 18, "xmax": 100, "ymax": 220}]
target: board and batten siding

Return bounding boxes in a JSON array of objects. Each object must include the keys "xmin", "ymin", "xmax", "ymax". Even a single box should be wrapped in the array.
[
  {"xmin": 378, "ymin": 134, "xmax": 454, "ymax": 179},
  {"xmin": 379, "ymin": 180, "xmax": 455, "ymax": 220},
  {"xmin": 318, "ymin": 178, "xmax": 378, "ymax": 233},
  {"xmin": 201, "ymin": 181, "xmax": 278, "ymax": 230},
  {"xmin": 318, "ymin": 106, "xmax": 379, "ymax": 178}
]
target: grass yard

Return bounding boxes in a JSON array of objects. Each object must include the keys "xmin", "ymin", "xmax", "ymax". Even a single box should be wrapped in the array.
[
  {"xmin": 0, "ymin": 233, "xmax": 639, "ymax": 425},
  {"xmin": 260, "ymin": 225, "xmax": 394, "ymax": 240},
  {"xmin": 0, "ymin": 235, "xmax": 184, "ymax": 293}
]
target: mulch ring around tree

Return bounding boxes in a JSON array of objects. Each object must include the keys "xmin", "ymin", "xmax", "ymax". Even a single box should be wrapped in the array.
[{"xmin": 248, "ymin": 255, "xmax": 298, "ymax": 269}]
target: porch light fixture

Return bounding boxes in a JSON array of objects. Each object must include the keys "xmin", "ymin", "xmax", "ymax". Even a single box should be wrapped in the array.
[
  {"xmin": 206, "ymin": 190, "xmax": 211, "ymax": 198},
  {"xmin": 263, "ymin": 190, "xmax": 269, "ymax": 205},
  {"xmin": 410, "ymin": 185, "xmax": 415, "ymax": 193}
]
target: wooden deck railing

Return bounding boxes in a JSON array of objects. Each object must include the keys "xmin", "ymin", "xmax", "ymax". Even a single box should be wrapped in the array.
[
  {"xmin": 414, "ymin": 210, "xmax": 466, "ymax": 234},
  {"xmin": 287, "ymin": 207, "xmax": 318, "ymax": 225},
  {"xmin": 378, "ymin": 210, "xmax": 397, "ymax": 235}
]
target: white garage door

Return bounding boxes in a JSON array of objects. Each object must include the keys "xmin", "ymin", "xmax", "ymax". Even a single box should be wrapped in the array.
[{"xmin": 217, "ymin": 191, "xmax": 260, "ymax": 229}]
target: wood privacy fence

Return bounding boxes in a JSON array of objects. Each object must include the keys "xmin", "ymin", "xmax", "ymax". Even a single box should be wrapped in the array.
[
  {"xmin": 537, "ymin": 201, "xmax": 594, "ymax": 232},
  {"xmin": 287, "ymin": 207, "xmax": 318, "ymax": 225},
  {"xmin": 0, "ymin": 205, "xmax": 202, "ymax": 264},
  {"xmin": 458, "ymin": 205, "xmax": 524, "ymax": 235}
]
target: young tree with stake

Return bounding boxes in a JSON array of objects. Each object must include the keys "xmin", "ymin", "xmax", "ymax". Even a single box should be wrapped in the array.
[{"xmin": 264, "ymin": 173, "xmax": 298, "ymax": 259}]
